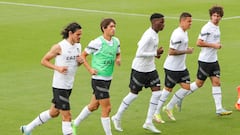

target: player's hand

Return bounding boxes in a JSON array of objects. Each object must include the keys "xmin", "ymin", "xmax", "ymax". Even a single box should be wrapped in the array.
[
  {"xmin": 213, "ymin": 43, "xmax": 222, "ymax": 49},
  {"xmin": 76, "ymin": 55, "xmax": 84, "ymax": 66},
  {"xmin": 186, "ymin": 47, "xmax": 194, "ymax": 54},
  {"xmin": 157, "ymin": 46, "xmax": 164, "ymax": 55},
  {"xmin": 90, "ymin": 68, "xmax": 98, "ymax": 75},
  {"xmin": 115, "ymin": 58, "xmax": 121, "ymax": 66},
  {"xmin": 156, "ymin": 46, "xmax": 164, "ymax": 59},
  {"xmin": 57, "ymin": 66, "xmax": 68, "ymax": 74}
]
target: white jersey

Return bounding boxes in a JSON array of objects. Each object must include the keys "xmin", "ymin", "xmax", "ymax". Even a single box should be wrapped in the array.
[
  {"xmin": 132, "ymin": 27, "xmax": 159, "ymax": 72},
  {"xmin": 164, "ymin": 27, "xmax": 188, "ymax": 71},
  {"xmin": 52, "ymin": 39, "xmax": 81, "ymax": 89},
  {"xmin": 198, "ymin": 21, "xmax": 220, "ymax": 62},
  {"xmin": 85, "ymin": 36, "xmax": 120, "ymax": 80}
]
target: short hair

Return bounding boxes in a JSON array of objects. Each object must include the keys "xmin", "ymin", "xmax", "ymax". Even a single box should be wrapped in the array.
[
  {"xmin": 150, "ymin": 13, "xmax": 164, "ymax": 21},
  {"xmin": 61, "ymin": 22, "xmax": 82, "ymax": 39},
  {"xmin": 100, "ymin": 18, "xmax": 116, "ymax": 32},
  {"xmin": 209, "ymin": 5, "xmax": 224, "ymax": 17},
  {"xmin": 179, "ymin": 12, "xmax": 192, "ymax": 22}
]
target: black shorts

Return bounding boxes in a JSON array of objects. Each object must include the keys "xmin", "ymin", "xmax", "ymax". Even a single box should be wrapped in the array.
[
  {"xmin": 52, "ymin": 87, "xmax": 72, "ymax": 110},
  {"xmin": 129, "ymin": 69, "xmax": 161, "ymax": 92},
  {"xmin": 164, "ymin": 68, "xmax": 190, "ymax": 88},
  {"xmin": 197, "ymin": 61, "xmax": 220, "ymax": 81},
  {"xmin": 92, "ymin": 79, "xmax": 111, "ymax": 100}
]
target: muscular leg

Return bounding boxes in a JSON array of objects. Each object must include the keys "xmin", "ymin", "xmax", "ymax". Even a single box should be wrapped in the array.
[
  {"xmin": 166, "ymin": 83, "xmax": 190, "ymax": 110},
  {"xmin": 210, "ymin": 76, "xmax": 223, "ymax": 111},
  {"xmin": 74, "ymin": 95, "xmax": 99, "ymax": 126},
  {"xmin": 99, "ymin": 98, "xmax": 112, "ymax": 135},
  {"xmin": 145, "ymin": 87, "xmax": 161, "ymax": 124},
  {"xmin": 60, "ymin": 110, "xmax": 72, "ymax": 135},
  {"xmin": 24, "ymin": 104, "xmax": 57, "ymax": 133}
]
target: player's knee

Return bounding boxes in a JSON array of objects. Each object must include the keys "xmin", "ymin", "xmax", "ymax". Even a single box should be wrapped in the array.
[
  {"xmin": 198, "ymin": 83, "xmax": 204, "ymax": 88},
  {"xmin": 106, "ymin": 105, "xmax": 111, "ymax": 113},
  {"xmin": 196, "ymin": 80, "xmax": 204, "ymax": 88},
  {"xmin": 101, "ymin": 105, "xmax": 111, "ymax": 117},
  {"xmin": 88, "ymin": 104, "xmax": 99, "ymax": 111},
  {"xmin": 62, "ymin": 113, "xmax": 71, "ymax": 121},
  {"xmin": 49, "ymin": 110, "xmax": 60, "ymax": 118},
  {"xmin": 185, "ymin": 85, "xmax": 191, "ymax": 90},
  {"xmin": 212, "ymin": 82, "xmax": 221, "ymax": 86},
  {"xmin": 52, "ymin": 114, "xmax": 59, "ymax": 118}
]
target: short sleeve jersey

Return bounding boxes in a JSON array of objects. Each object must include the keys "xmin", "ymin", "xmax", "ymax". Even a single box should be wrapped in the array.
[
  {"xmin": 85, "ymin": 36, "xmax": 120, "ymax": 80},
  {"xmin": 164, "ymin": 27, "xmax": 188, "ymax": 71},
  {"xmin": 198, "ymin": 21, "xmax": 220, "ymax": 62},
  {"xmin": 132, "ymin": 27, "xmax": 159, "ymax": 72},
  {"xmin": 52, "ymin": 39, "xmax": 81, "ymax": 89}
]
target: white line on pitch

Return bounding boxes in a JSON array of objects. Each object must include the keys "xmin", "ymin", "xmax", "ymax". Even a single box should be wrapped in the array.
[{"xmin": 0, "ymin": 1, "xmax": 239, "ymax": 21}]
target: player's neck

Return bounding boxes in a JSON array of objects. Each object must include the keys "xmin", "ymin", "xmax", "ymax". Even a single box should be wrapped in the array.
[
  {"xmin": 103, "ymin": 34, "xmax": 112, "ymax": 41},
  {"xmin": 211, "ymin": 21, "xmax": 219, "ymax": 26},
  {"xmin": 180, "ymin": 26, "xmax": 187, "ymax": 32},
  {"xmin": 66, "ymin": 38, "xmax": 75, "ymax": 45}
]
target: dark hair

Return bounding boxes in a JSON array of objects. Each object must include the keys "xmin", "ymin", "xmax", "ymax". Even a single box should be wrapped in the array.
[
  {"xmin": 150, "ymin": 13, "xmax": 164, "ymax": 21},
  {"xmin": 209, "ymin": 6, "xmax": 224, "ymax": 17},
  {"xmin": 100, "ymin": 18, "xmax": 116, "ymax": 32},
  {"xmin": 61, "ymin": 22, "xmax": 82, "ymax": 39},
  {"xmin": 179, "ymin": 12, "xmax": 192, "ymax": 22}
]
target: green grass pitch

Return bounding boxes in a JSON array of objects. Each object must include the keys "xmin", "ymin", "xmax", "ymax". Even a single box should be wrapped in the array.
[{"xmin": 0, "ymin": 0, "xmax": 239, "ymax": 134}]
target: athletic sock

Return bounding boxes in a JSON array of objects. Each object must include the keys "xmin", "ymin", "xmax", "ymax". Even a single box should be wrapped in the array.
[
  {"xmin": 25, "ymin": 110, "xmax": 52, "ymax": 132},
  {"xmin": 187, "ymin": 82, "xmax": 199, "ymax": 95},
  {"xmin": 145, "ymin": 91, "xmax": 161, "ymax": 124},
  {"xmin": 212, "ymin": 86, "xmax": 223, "ymax": 110},
  {"xmin": 167, "ymin": 88, "xmax": 189, "ymax": 110},
  {"xmin": 74, "ymin": 106, "xmax": 92, "ymax": 126},
  {"xmin": 237, "ymin": 86, "xmax": 240, "ymax": 104},
  {"xmin": 155, "ymin": 89, "xmax": 170, "ymax": 114},
  {"xmin": 62, "ymin": 121, "xmax": 72, "ymax": 135},
  {"xmin": 101, "ymin": 117, "xmax": 112, "ymax": 135},
  {"xmin": 237, "ymin": 98, "xmax": 240, "ymax": 104},
  {"xmin": 115, "ymin": 92, "xmax": 138, "ymax": 120}
]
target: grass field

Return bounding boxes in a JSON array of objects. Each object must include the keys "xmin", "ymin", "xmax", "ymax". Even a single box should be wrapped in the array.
[{"xmin": 0, "ymin": 0, "xmax": 240, "ymax": 135}]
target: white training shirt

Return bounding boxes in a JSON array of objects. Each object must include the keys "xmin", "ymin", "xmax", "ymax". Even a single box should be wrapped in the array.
[
  {"xmin": 198, "ymin": 21, "xmax": 220, "ymax": 62},
  {"xmin": 52, "ymin": 39, "xmax": 81, "ymax": 89},
  {"xmin": 132, "ymin": 27, "xmax": 159, "ymax": 72},
  {"xmin": 164, "ymin": 27, "xmax": 188, "ymax": 71},
  {"xmin": 85, "ymin": 36, "xmax": 120, "ymax": 80}
]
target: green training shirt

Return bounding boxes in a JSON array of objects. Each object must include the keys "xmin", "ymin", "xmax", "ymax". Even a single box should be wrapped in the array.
[{"xmin": 92, "ymin": 36, "xmax": 118, "ymax": 76}]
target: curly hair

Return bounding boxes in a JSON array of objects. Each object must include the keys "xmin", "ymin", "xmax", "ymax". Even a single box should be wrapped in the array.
[{"xmin": 209, "ymin": 5, "xmax": 224, "ymax": 17}]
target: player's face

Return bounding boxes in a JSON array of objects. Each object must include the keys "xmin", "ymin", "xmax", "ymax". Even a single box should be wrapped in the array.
[
  {"xmin": 211, "ymin": 13, "xmax": 222, "ymax": 25},
  {"xmin": 182, "ymin": 17, "xmax": 192, "ymax": 31},
  {"xmin": 104, "ymin": 22, "xmax": 116, "ymax": 37},
  {"xmin": 71, "ymin": 29, "xmax": 82, "ymax": 43},
  {"xmin": 153, "ymin": 18, "xmax": 165, "ymax": 32}
]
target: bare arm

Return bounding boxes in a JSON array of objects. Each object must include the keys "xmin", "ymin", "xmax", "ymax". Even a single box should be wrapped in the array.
[
  {"xmin": 76, "ymin": 55, "xmax": 84, "ymax": 66},
  {"xmin": 115, "ymin": 53, "xmax": 121, "ymax": 66},
  {"xmin": 168, "ymin": 47, "xmax": 193, "ymax": 55},
  {"xmin": 81, "ymin": 51, "xmax": 97, "ymax": 75},
  {"xmin": 196, "ymin": 39, "xmax": 221, "ymax": 49},
  {"xmin": 41, "ymin": 44, "xmax": 68, "ymax": 74}
]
